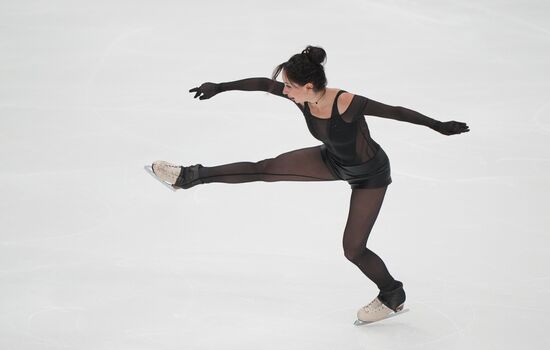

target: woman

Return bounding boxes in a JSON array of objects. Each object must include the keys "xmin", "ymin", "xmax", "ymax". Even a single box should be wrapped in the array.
[{"xmin": 151, "ymin": 45, "xmax": 470, "ymax": 324}]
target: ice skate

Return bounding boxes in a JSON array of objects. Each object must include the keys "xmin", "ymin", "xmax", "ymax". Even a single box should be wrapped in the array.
[
  {"xmin": 144, "ymin": 163, "xmax": 177, "ymax": 191},
  {"xmin": 354, "ymin": 297, "xmax": 408, "ymax": 325},
  {"xmin": 146, "ymin": 161, "xmax": 204, "ymax": 191},
  {"xmin": 354, "ymin": 280, "xmax": 408, "ymax": 325}
]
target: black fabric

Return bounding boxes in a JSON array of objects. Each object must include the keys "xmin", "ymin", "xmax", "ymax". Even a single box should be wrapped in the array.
[
  {"xmin": 181, "ymin": 159, "xmax": 397, "ymax": 292},
  {"xmin": 320, "ymin": 143, "xmax": 392, "ymax": 189},
  {"xmin": 184, "ymin": 77, "xmax": 469, "ymax": 294},
  {"xmin": 342, "ymin": 185, "xmax": 397, "ymax": 292},
  {"xmin": 216, "ymin": 77, "xmax": 452, "ymax": 165},
  {"xmin": 197, "ymin": 145, "xmax": 339, "ymax": 184},
  {"xmin": 185, "ymin": 77, "xmax": 454, "ymax": 292},
  {"xmin": 378, "ymin": 280, "xmax": 406, "ymax": 311},
  {"xmin": 174, "ymin": 164, "xmax": 204, "ymax": 189}
]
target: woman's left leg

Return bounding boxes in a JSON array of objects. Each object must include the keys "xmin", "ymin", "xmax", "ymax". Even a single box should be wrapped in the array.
[{"xmin": 342, "ymin": 185, "xmax": 399, "ymax": 293}]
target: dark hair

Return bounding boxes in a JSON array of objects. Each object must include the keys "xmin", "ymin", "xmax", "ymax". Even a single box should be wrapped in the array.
[{"xmin": 271, "ymin": 45, "xmax": 327, "ymax": 92}]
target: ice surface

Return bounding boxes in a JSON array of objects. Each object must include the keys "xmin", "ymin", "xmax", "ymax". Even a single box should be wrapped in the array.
[{"xmin": 1, "ymin": 0, "xmax": 549, "ymax": 349}]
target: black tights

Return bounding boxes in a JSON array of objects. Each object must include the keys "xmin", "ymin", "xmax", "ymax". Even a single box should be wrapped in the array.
[{"xmin": 193, "ymin": 145, "xmax": 398, "ymax": 293}]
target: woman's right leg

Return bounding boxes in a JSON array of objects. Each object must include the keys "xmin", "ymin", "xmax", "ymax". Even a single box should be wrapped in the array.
[{"xmin": 195, "ymin": 145, "xmax": 339, "ymax": 186}]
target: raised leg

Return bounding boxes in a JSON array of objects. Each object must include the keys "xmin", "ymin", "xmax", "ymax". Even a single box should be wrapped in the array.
[{"xmin": 197, "ymin": 145, "xmax": 339, "ymax": 185}]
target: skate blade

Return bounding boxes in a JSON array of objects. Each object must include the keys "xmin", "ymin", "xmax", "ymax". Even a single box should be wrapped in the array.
[
  {"xmin": 144, "ymin": 165, "xmax": 178, "ymax": 192},
  {"xmin": 353, "ymin": 308, "xmax": 410, "ymax": 326}
]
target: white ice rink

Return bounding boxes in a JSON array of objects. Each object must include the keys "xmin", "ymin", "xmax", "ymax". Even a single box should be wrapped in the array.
[{"xmin": 1, "ymin": 0, "xmax": 549, "ymax": 349}]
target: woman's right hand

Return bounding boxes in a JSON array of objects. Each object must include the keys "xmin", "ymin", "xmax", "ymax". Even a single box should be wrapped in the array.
[
  {"xmin": 434, "ymin": 120, "xmax": 470, "ymax": 135},
  {"xmin": 189, "ymin": 82, "xmax": 221, "ymax": 100}
]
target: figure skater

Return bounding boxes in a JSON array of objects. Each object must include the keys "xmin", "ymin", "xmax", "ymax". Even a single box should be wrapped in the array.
[{"xmin": 150, "ymin": 45, "xmax": 470, "ymax": 324}]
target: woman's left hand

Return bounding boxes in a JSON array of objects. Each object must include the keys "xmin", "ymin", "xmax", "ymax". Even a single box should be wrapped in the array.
[{"xmin": 434, "ymin": 121, "xmax": 470, "ymax": 135}]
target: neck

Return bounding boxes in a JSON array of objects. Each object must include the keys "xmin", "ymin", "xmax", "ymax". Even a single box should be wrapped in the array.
[{"xmin": 309, "ymin": 88, "xmax": 327, "ymax": 106}]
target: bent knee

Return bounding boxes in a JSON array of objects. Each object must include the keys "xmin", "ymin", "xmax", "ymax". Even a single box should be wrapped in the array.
[
  {"xmin": 256, "ymin": 158, "xmax": 274, "ymax": 170},
  {"xmin": 257, "ymin": 157, "xmax": 282, "ymax": 176},
  {"xmin": 344, "ymin": 247, "xmax": 365, "ymax": 263}
]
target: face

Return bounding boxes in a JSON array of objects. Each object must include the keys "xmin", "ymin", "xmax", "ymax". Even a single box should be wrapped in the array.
[{"xmin": 281, "ymin": 70, "xmax": 314, "ymax": 104}]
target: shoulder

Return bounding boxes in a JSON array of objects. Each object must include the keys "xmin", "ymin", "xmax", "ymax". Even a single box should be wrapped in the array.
[{"xmin": 337, "ymin": 91, "xmax": 355, "ymax": 115}]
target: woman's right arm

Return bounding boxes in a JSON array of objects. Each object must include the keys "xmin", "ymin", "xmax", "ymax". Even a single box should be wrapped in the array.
[{"xmin": 189, "ymin": 78, "xmax": 289, "ymax": 100}]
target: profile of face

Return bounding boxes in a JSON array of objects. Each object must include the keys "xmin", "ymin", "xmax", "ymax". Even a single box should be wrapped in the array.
[{"xmin": 281, "ymin": 70, "xmax": 315, "ymax": 104}]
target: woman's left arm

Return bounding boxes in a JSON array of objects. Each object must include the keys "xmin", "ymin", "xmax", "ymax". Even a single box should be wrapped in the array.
[{"xmin": 357, "ymin": 95, "xmax": 470, "ymax": 135}]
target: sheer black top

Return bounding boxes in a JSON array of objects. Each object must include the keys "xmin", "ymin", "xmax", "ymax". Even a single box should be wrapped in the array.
[{"xmin": 218, "ymin": 77, "xmax": 441, "ymax": 165}]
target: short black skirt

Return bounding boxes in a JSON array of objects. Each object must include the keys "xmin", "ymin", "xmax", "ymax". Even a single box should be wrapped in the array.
[{"xmin": 320, "ymin": 144, "xmax": 392, "ymax": 189}]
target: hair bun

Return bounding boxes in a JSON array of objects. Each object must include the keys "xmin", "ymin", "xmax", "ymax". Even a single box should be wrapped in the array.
[{"xmin": 302, "ymin": 45, "xmax": 327, "ymax": 66}]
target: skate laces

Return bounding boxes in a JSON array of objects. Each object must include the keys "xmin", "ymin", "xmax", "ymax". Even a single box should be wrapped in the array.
[
  {"xmin": 152, "ymin": 161, "xmax": 181, "ymax": 173},
  {"xmin": 161, "ymin": 163, "xmax": 181, "ymax": 171},
  {"xmin": 363, "ymin": 298, "xmax": 382, "ymax": 311},
  {"xmin": 363, "ymin": 297, "xmax": 398, "ymax": 313},
  {"xmin": 152, "ymin": 161, "xmax": 183, "ymax": 185}
]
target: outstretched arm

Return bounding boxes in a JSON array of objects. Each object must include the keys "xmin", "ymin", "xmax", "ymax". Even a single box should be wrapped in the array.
[
  {"xmin": 219, "ymin": 77, "xmax": 286, "ymax": 96},
  {"xmin": 355, "ymin": 95, "xmax": 470, "ymax": 135},
  {"xmin": 189, "ymin": 77, "xmax": 289, "ymax": 100}
]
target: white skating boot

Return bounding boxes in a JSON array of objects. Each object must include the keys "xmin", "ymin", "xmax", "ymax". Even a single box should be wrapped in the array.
[
  {"xmin": 147, "ymin": 161, "xmax": 204, "ymax": 190},
  {"xmin": 354, "ymin": 280, "xmax": 407, "ymax": 325}
]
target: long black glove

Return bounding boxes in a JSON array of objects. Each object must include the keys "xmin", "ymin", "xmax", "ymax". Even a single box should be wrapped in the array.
[
  {"xmin": 189, "ymin": 78, "xmax": 284, "ymax": 100},
  {"xmin": 359, "ymin": 97, "xmax": 471, "ymax": 136},
  {"xmin": 189, "ymin": 82, "xmax": 221, "ymax": 100},
  {"xmin": 433, "ymin": 120, "xmax": 470, "ymax": 135}
]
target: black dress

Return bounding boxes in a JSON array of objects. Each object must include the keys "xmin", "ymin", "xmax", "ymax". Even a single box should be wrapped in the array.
[{"xmin": 218, "ymin": 77, "xmax": 441, "ymax": 189}]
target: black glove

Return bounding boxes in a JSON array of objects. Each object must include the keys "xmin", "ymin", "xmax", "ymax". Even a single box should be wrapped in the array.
[
  {"xmin": 189, "ymin": 82, "xmax": 221, "ymax": 100},
  {"xmin": 434, "ymin": 121, "xmax": 470, "ymax": 135}
]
